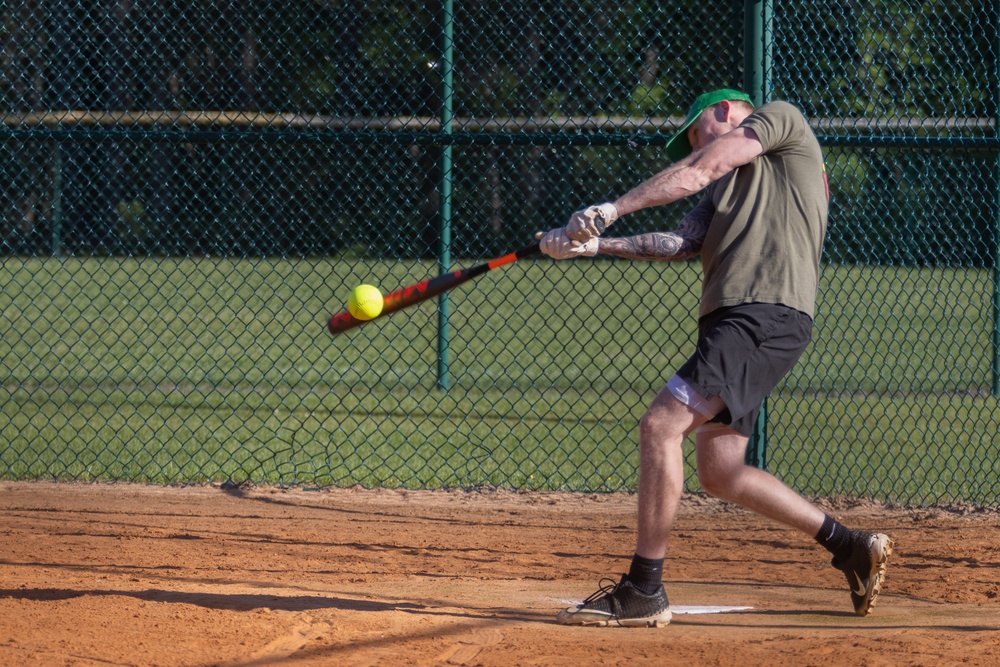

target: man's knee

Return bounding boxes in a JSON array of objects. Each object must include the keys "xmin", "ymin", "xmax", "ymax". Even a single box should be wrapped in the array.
[
  {"xmin": 639, "ymin": 397, "xmax": 691, "ymax": 445},
  {"xmin": 696, "ymin": 425, "xmax": 751, "ymax": 498},
  {"xmin": 697, "ymin": 464, "xmax": 739, "ymax": 498}
]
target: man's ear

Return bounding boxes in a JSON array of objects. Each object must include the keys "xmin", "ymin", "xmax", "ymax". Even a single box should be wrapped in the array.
[{"xmin": 716, "ymin": 100, "xmax": 732, "ymax": 122}]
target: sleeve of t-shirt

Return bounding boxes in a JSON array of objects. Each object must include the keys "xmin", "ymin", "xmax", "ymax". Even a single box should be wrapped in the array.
[{"xmin": 740, "ymin": 101, "xmax": 805, "ymax": 155}]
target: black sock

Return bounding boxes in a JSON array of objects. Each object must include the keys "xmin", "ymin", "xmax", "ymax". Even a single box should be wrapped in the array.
[
  {"xmin": 815, "ymin": 514, "xmax": 853, "ymax": 562},
  {"xmin": 626, "ymin": 554, "xmax": 664, "ymax": 595}
]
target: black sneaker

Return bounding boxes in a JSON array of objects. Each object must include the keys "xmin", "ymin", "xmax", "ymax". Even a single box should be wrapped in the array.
[
  {"xmin": 831, "ymin": 531, "xmax": 894, "ymax": 616},
  {"xmin": 556, "ymin": 575, "xmax": 671, "ymax": 627}
]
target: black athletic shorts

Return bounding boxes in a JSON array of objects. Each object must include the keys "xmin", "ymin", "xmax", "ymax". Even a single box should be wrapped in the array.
[{"xmin": 675, "ymin": 302, "xmax": 813, "ymax": 437}]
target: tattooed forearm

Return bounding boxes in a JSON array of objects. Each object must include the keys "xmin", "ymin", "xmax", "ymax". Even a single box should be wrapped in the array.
[
  {"xmin": 597, "ymin": 195, "xmax": 714, "ymax": 262},
  {"xmin": 598, "ymin": 233, "xmax": 696, "ymax": 261}
]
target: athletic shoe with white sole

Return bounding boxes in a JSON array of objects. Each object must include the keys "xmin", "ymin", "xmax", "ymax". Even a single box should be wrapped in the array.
[
  {"xmin": 832, "ymin": 530, "xmax": 894, "ymax": 616},
  {"xmin": 556, "ymin": 575, "xmax": 672, "ymax": 627}
]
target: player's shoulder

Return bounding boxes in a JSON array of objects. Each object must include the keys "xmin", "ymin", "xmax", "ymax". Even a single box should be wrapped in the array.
[{"xmin": 743, "ymin": 100, "xmax": 815, "ymax": 151}]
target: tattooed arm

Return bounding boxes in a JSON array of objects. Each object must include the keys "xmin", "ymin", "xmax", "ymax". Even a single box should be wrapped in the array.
[{"xmin": 596, "ymin": 195, "xmax": 714, "ymax": 262}]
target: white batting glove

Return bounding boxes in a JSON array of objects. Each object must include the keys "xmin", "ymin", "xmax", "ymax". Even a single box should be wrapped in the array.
[
  {"xmin": 565, "ymin": 202, "xmax": 618, "ymax": 242},
  {"xmin": 535, "ymin": 229, "xmax": 599, "ymax": 260}
]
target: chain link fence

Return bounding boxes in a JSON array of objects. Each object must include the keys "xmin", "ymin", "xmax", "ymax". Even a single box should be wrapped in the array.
[{"xmin": 0, "ymin": 1, "xmax": 997, "ymax": 504}]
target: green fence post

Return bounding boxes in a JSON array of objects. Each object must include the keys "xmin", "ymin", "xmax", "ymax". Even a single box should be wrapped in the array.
[
  {"xmin": 994, "ymin": 9, "xmax": 1000, "ymax": 397},
  {"xmin": 743, "ymin": 0, "xmax": 772, "ymax": 105},
  {"xmin": 51, "ymin": 143, "xmax": 63, "ymax": 257},
  {"xmin": 994, "ymin": 155, "xmax": 999, "ymax": 396},
  {"xmin": 437, "ymin": 0, "xmax": 455, "ymax": 391},
  {"xmin": 743, "ymin": 0, "xmax": 772, "ymax": 469}
]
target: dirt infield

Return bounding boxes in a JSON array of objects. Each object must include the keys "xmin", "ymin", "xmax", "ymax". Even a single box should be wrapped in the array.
[{"xmin": 2, "ymin": 482, "xmax": 1000, "ymax": 666}]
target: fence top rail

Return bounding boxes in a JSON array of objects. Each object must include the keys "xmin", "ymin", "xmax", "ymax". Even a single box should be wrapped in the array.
[{"xmin": 1, "ymin": 111, "xmax": 996, "ymax": 135}]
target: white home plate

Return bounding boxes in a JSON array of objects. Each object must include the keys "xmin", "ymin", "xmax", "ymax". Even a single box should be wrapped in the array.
[
  {"xmin": 553, "ymin": 599, "xmax": 752, "ymax": 615},
  {"xmin": 671, "ymin": 606, "xmax": 753, "ymax": 614}
]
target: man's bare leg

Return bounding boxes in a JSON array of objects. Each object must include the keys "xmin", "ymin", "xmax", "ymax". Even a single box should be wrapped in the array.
[
  {"xmin": 694, "ymin": 426, "xmax": 825, "ymax": 535},
  {"xmin": 695, "ymin": 426, "xmax": 893, "ymax": 616},
  {"xmin": 555, "ymin": 386, "xmax": 702, "ymax": 626},
  {"xmin": 634, "ymin": 386, "xmax": 707, "ymax": 558}
]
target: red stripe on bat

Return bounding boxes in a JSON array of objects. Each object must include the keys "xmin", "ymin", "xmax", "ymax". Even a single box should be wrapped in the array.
[{"xmin": 486, "ymin": 252, "xmax": 518, "ymax": 270}]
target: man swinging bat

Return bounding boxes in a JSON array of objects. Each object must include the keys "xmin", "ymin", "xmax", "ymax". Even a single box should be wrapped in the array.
[{"xmin": 535, "ymin": 89, "xmax": 894, "ymax": 627}]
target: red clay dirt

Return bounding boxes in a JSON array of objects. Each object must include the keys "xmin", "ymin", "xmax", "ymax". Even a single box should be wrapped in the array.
[{"xmin": 1, "ymin": 481, "xmax": 1000, "ymax": 666}]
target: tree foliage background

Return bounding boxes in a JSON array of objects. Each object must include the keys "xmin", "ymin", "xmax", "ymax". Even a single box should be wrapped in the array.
[{"xmin": 0, "ymin": 0, "xmax": 996, "ymax": 264}]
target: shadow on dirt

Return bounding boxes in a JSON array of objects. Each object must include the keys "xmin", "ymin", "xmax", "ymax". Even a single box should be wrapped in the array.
[{"xmin": 0, "ymin": 586, "xmax": 549, "ymax": 623}]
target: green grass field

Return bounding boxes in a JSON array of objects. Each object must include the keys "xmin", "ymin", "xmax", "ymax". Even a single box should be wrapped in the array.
[{"xmin": 0, "ymin": 255, "xmax": 997, "ymax": 504}]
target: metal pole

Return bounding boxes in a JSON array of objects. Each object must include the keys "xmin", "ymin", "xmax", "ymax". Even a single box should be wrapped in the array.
[
  {"xmin": 993, "ymin": 2, "xmax": 1000, "ymax": 396},
  {"xmin": 993, "ymin": 165, "xmax": 999, "ymax": 395},
  {"xmin": 744, "ymin": 0, "xmax": 772, "ymax": 469},
  {"xmin": 437, "ymin": 0, "xmax": 455, "ymax": 391},
  {"xmin": 743, "ymin": 0, "xmax": 773, "ymax": 104},
  {"xmin": 52, "ymin": 144, "xmax": 62, "ymax": 256}
]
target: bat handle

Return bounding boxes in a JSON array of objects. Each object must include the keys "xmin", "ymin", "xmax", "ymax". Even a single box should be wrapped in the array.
[{"xmin": 514, "ymin": 243, "xmax": 541, "ymax": 259}]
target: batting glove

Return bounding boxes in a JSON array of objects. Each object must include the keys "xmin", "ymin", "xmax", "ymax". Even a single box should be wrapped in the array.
[
  {"xmin": 535, "ymin": 228, "xmax": 599, "ymax": 260},
  {"xmin": 565, "ymin": 202, "xmax": 618, "ymax": 242}
]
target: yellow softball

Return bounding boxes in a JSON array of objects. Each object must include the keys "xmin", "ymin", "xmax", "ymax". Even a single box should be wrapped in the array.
[{"xmin": 347, "ymin": 284, "xmax": 384, "ymax": 320}]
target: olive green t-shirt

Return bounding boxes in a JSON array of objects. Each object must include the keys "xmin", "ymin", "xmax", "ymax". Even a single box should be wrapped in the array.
[{"xmin": 699, "ymin": 100, "xmax": 829, "ymax": 319}]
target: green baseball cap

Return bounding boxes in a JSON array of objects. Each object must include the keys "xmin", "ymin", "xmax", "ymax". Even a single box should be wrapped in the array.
[{"xmin": 665, "ymin": 88, "xmax": 754, "ymax": 161}]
